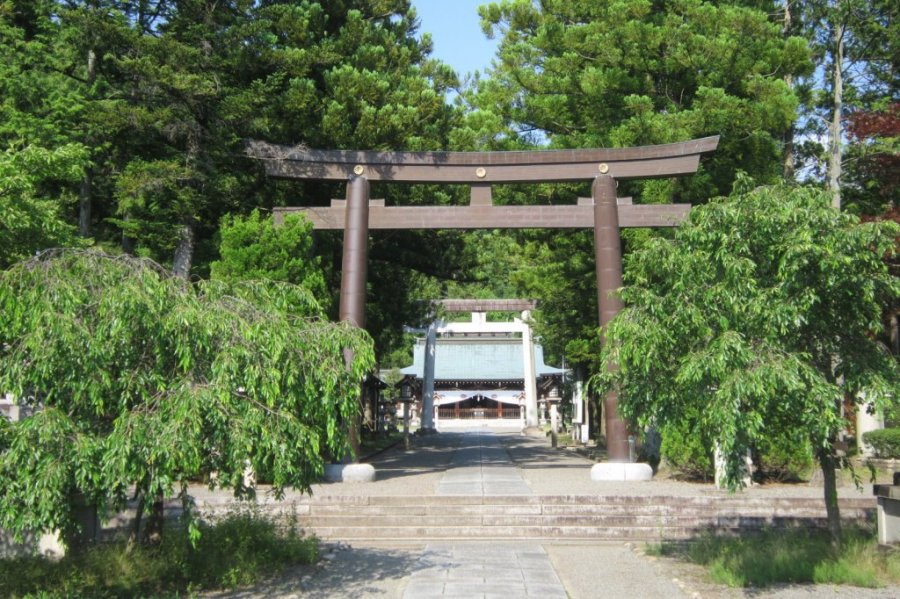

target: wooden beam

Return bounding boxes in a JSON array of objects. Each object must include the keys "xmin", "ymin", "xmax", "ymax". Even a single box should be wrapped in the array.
[
  {"xmin": 254, "ymin": 137, "xmax": 719, "ymax": 184},
  {"xmin": 274, "ymin": 203, "xmax": 690, "ymax": 229},
  {"xmin": 264, "ymin": 154, "xmax": 702, "ymax": 183},
  {"xmin": 436, "ymin": 299, "xmax": 538, "ymax": 312}
]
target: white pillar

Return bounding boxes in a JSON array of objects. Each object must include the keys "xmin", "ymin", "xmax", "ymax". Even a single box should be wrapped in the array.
[
  {"xmin": 574, "ymin": 377, "xmax": 590, "ymax": 443},
  {"xmin": 550, "ymin": 403, "xmax": 560, "ymax": 433},
  {"xmin": 714, "ymin": 442, "xmax": 753, "ymax": 489},
  {"xmin": 421, "ymin": 323, "xmax": 437, "ymax": 431},
  {"xmin": 522, "ymin": 310, "xmax": 539, "ymax": 428},
  {"xmin": 857, "ymin": 399, "xmax": 883, "ymax": 457}
]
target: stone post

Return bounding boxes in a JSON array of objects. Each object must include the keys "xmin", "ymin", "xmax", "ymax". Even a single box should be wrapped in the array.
[
  {"xmin": 421, "ymin": 322, "xmax": 437, "ymax": 432},
  {"xmin": 522, "ymin": 310, "xmax": 539, "ymax": 428}
]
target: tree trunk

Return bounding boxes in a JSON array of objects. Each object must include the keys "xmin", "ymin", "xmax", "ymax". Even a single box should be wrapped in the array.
[
  {"xmin": 78, "ymin": 48, "xmax": 97, "ymax": 236},
  {"xmin": 591, "ymin": 392, "xmax": 603, "ymax": 444},
  {"xmin": 890, "ymin": 313, "xmax": 898, "ymax": 356},
  {"xmin": 781, "ymin": 2, "xmax": 795, "ymax": 181},
  {"xmin": 126, "ymin": 491, "xmax": 144, "ymax": 552},
  {"xmin": 172, "ymin": 217, "xmax": 195, "ymax": 279},
  {"xmin": 827, "ymin": 21, "xmax": 845, "ymax": 210},
  {"xmin": 78, "ymin": 166, "xmax": 93, "ymax": 237},
  {"xmin": 141, "ymin": 488, "xmax": 165, "ymax": 546},
  {"xmin": 817, "ymin": 447, "xmax": 842, "ymax": 545}
]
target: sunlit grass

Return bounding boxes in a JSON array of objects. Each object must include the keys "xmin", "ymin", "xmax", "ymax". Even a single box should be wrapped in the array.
[
  {"xmin": 647, "ymin": 528, "xmax": 900, "ymax": 588},
  {"xmin": 0, "ymin": 508, "xmax": 317, "ymax": 598}
]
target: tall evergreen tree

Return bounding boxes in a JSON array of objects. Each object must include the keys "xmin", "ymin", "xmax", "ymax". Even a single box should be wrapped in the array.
[
  {"xmin": 469, "ymin": 0, "xmax": 812, "ymax": 373},
  {"xmin": 789, "ymin": 0, "xmax": 898, "ymax": 212}
]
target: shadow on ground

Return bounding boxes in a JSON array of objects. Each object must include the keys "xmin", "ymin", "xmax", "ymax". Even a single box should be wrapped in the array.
[
  {"xmin": 499, "ymin": 431, "xmax": 597, "ymax": 469},
  {"xmin": 354, "ymin": 432, "xmax": 462, "ymax": 482},
  {"xmin": 207, "ymin": 544, "xmax": 423, "ymax": 598}
]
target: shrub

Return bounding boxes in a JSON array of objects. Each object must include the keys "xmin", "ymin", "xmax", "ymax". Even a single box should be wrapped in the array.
[
  {"xmin": 862, "ymin": 428, "xmax": 900, "ymax": 459},
  {"xmin": 755, "ymin": 434, "xmax": 815, "ymax": 482},
  {"xmin": 0, "ymin": 509, "xmax": 317, "ymax": 598},
  {"xmin": 660, "ymin": 419, "xmax": 714, "ymax": 481},
  {"xmin": 650, "ymin": 528, "xmax": 900, "ymax": 588},
  {"xmin": 661, "ymin": 417, "xmax": 815, "ymax": 482}
]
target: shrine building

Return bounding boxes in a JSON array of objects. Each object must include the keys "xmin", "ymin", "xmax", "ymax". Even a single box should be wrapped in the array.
[{"xmin": 400, "ymin": 302, "xmax": 566, "ymax": 429}]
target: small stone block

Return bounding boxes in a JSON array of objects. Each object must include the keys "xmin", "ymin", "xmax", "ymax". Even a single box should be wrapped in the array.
[
  {"xmin": 590, "ymin": 462, "xmax": 653, "ymax": 482},
  {"xmin": 324, "ymin": 463, "xmax": 376, "ymax": 483}
]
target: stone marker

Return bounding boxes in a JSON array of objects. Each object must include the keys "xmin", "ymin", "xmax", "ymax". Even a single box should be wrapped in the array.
[
  {"xmin": 590, "ymin": 462, "xmax": 653, "ymax": 482},
  {"xmin": 324, "ymin": 463, "xmax": 376, "ymax": 483}
]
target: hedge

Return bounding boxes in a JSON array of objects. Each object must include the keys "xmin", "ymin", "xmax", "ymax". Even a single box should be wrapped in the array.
[{"xmin": 862, "ymin": 428, "xmax": 900, "ymax": 459}]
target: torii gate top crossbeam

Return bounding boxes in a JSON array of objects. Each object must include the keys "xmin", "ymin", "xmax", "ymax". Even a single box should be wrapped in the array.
[
  {"xmin": 436, "ymin": 299, "xmax": 537, "ymax": 312},
  {"xmin": 253, "ymin": 136, "xmax": 719, "ymax": 183}
]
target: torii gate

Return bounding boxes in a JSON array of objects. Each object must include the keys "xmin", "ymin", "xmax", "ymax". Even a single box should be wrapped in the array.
[{"xmin": 252, "ymin": 137, "xmax": 719, "ymax": 463}]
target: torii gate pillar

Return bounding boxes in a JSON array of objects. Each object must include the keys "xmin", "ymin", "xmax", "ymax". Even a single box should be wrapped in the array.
[
  {"xmin": 339, "ymin": 175, "xmax": 369, "ymax": 461},
  {"xmin": 593, "ymin": 175, "xmax": 629, "ymax": 462},
  {"xmin": 339, "ymin": 176, "xmax": 369, "ymax": 327}
]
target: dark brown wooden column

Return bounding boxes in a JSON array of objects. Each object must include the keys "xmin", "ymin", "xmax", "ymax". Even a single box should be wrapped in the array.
[
  {"xmin": 593, "ymin": 175, "xmax": 630, "ymax": 462},
  {"xmin": 339, "ymin": 176, "xmax": 369, "ymax": 459},
  {"xmin": 339, "ymin": 176, "xmax": 369, "ymax": 326}
]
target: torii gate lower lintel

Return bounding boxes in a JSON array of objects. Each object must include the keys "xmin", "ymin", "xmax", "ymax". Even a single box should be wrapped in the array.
[{"xmin": 253, "ymin": 136, "xmax": 719, "ymax": 462}]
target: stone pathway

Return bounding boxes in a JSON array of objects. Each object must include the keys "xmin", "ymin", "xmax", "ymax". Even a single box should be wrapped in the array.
[
  {"xmin": 402, "ymin": 543, "xmax": 566, "ymax": 599},
  {"xmin": 205, "ymin": 430, "xmax": 898, "ymax": 598},
  {"xmin": 409, "ymin": 431, "xmax": 567, "ymax": 597},
  {"xmin": 436, "ymin": 430, "xmax": 532, "ymax": 496}
]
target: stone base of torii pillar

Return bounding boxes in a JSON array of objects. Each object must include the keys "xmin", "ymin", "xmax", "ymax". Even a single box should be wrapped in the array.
[
  {"xmin": 324, "ymin": 462, "xmax": 377, "ymax": 483},
  {"xmin": 590, "ymin": 462, "xmax": 653, "ymax": 481}
]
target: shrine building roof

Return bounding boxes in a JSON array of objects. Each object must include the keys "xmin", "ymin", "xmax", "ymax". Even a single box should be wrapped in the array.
[{"xmin": 400, "ymin": 337, "xmax": 566, "ymax": 381}]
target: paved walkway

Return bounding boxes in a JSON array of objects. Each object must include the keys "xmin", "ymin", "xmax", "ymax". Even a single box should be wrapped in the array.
[
  {"xmin": 204, "ymin": 428, "xmax": 897, "ymax": 599},
  {"xmin": 407, "ymin": 430, "xmax": 560, "ymax": 597},
  {"xmin": 402, "ymin": 543, "xmax": 565, "ymax": 598},
  {"xmin": 436, "ymin": 430, "xmax": 532, "ymax": 496}
]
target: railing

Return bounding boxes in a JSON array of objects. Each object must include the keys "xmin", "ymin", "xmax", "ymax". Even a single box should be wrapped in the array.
[{"xmin": 437, "ymin": 407, "xmax": 521, "ymax": 420}]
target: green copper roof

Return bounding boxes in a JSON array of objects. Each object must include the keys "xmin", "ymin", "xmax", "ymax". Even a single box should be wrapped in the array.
[{"xmin": 400, "ymin": 338, "xmax": 565, "ymax": 381}]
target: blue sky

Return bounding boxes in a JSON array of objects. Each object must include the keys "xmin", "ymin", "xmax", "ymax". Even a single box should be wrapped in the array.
[{"xmin": 412, "ymin": 1, "xmax": 499, "ymax": 78}]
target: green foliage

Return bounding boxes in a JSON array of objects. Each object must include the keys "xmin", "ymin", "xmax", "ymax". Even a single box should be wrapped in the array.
[
  {"xmin": 659, "ymin": 418, "xmax": 714, "ymax": 481},
  {"xmin": 0, "ymin": 250, "xmax": 374, "ymax": 545},
  {"xmin": 597, "ymin": 184, "xmax": 899, "ymax": 494},
  {"xmin": 0, "ymin": 144, "xmax": 88, "ymax": 267},
  {"xmin": 0, "ymin": 509, "xmax": 317, "ymax": 598},
  {"xmin": 755, "ymin": 430, "xmax": 815, "ymax": 482},
  {"xmin": 651, "ymin": 528, "xmax": 900, "ymax": 588},
  {"xmin": 210, "ymin": 209, "xmax": 327, "ymax": 304},
  {"xmin": 659, "ymin": 413, "xmax": 814, "ymax": 482},
  {"xmin": 862, "ymin": 428, "xmax": 900, "ymax": 459},
  {"xmin": 459, "ymin": 0, "xmax": 815, "ymax": 374},
  {"xmin": 478, "ymin": 0, "xmax": 811, "ymax": 197},
  {"xmin": 515, "ymin": 229, "xmax": 602, "ymax": 369}
]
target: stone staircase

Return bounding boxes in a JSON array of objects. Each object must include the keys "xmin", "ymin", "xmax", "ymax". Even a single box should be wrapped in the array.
[{"xmin": 271, "ymin": 494, "xmax": 876, "ymax": 542}]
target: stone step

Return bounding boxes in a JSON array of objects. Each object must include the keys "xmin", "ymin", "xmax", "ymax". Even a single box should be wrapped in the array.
[
  {"xmin": 297, "ymin": 522, "xmax": 838, "ymax": 542},
  {"xmin": 275, "ymin": 495, "xmax": 876, "ymax": 542},
  {"xmin": 284, "ymin": 494, "xmax": 875, "ymax": 510},
  {"xmin": 300, "ymin": 502, "xmax": 872, "ymax": 519},
  {"xmin": 300, "ymin": 512, "xmax": 870, "ymax": 529},
  {"xmin": 183, "ymin": 494, "xmax": 878, "ymax": 542}
]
